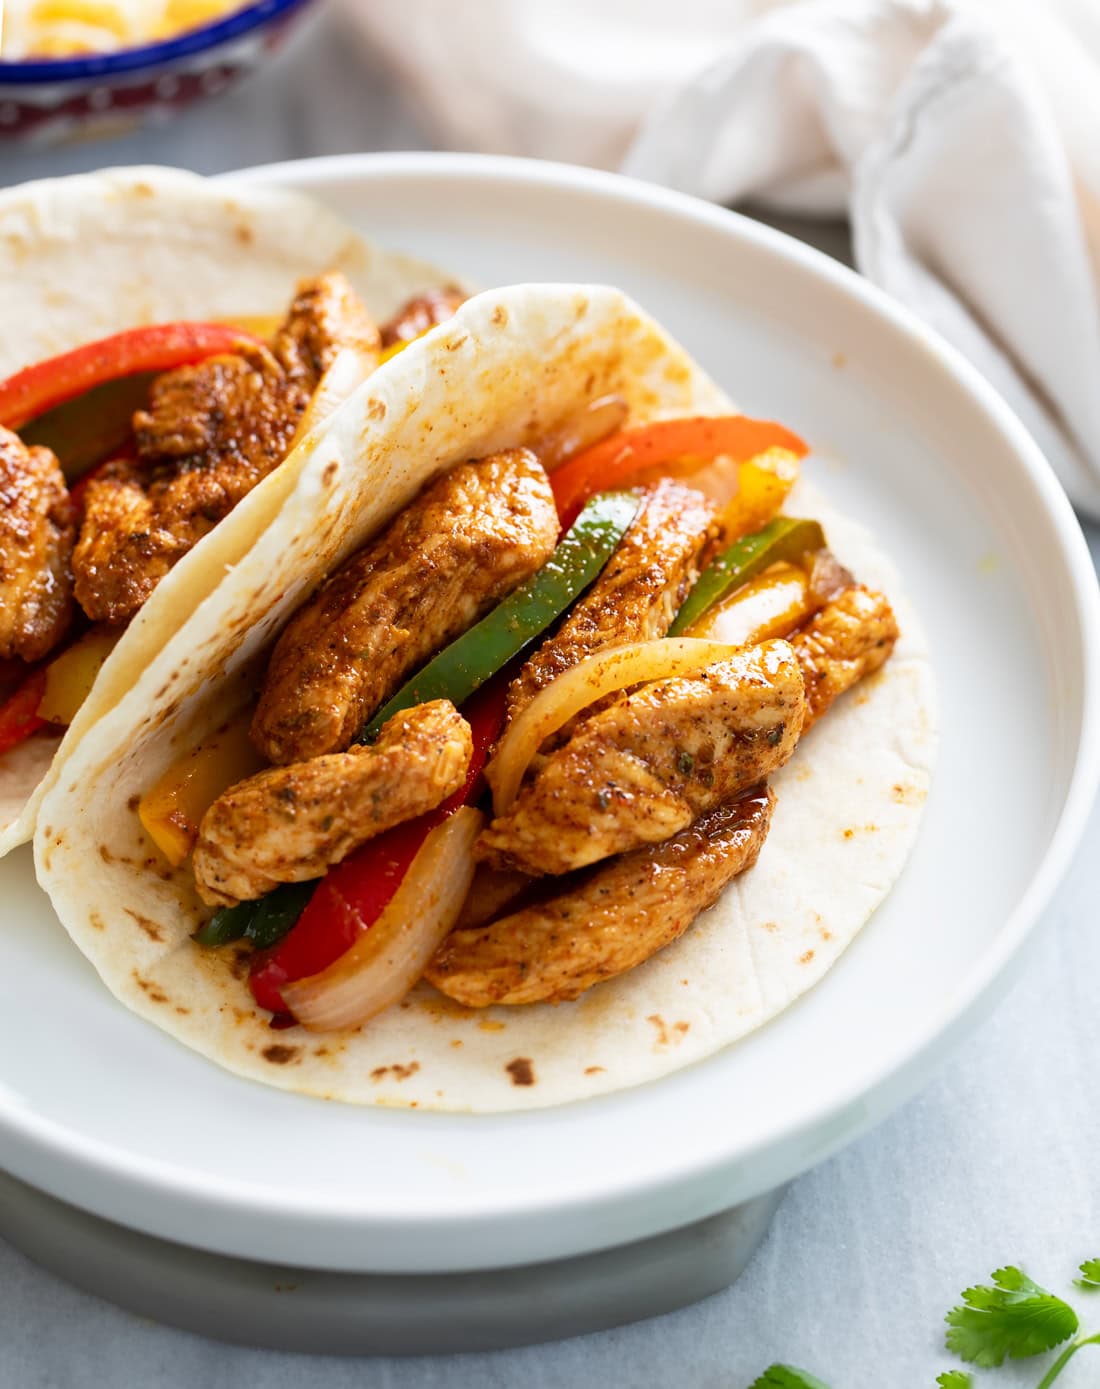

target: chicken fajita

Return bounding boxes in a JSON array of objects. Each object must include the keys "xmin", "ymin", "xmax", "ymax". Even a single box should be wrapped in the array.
[
  {"xmin": 0, "ymin": 165, "xmax": 468, "ymax": 856},
  {"xmin": 35, "ymin": 283, "xmax": 936, "ymax": 1111}
]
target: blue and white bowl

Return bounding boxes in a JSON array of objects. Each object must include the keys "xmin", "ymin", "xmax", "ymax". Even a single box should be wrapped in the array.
[{"xmin": 0, "ymin": 0, "xmax": 317, "ymax": 145}]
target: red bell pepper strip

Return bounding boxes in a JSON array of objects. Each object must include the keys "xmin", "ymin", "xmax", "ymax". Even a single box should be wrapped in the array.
[
  {"xmin": 549, "ymin": 415, "xmax": 809, "ymax": 524},
  {"xmin": 0, "ymin": 322, "xmax": 263, "ymax": 432},
  {"xmin": 249, "ymin": 679, "xmax": 506, "ymax": 1017},
  {"xmin": 0, "ymin": 332, "xmax": 262, "ymax": 761},
  {"xmin": 0, "ymin": 669, "xmax": 49, "ymax": 758}
]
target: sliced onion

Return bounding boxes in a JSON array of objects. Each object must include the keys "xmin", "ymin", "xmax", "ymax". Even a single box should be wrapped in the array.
[
  {"xmin": 536, "ymin": 394, "xmax": 629, "ymax": 473},
  {"xmin": 287, "ymin": 344, "xmax": 379, "ymax": 454},
  {"xmin": 485, "ymin": 638, "xmax": 740, "ymax": 816},
  {"xmin": 282, "ymin": 806, "xmax": 483, "ymax": 1032},
  {"xmin": 687, "ymin": 563, "xmax": 815, "ymax": 646}
]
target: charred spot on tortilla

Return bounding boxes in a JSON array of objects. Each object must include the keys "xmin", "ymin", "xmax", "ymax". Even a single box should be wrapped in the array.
[
  {"xmin": 262, "ymin": 1044, "xmax": 301, "ymax": 1066},
  {"xmin": 506, "ymin": 1058, "xmax": 536, "ymax": 1087},
  {"xmin": 132, "ymin": 972, "xmax": 168, "ymax": 1004},
  {"xmin": 226, "ymin": 947, "xmax": 252, "ymax": 982},
  {"xmin": 124, "ymin": 909, "xmax": 163, "ymax": 942},
  {"xmin": 370, "ymin": 1062, "xmax": 420, "ymax": 1082}
]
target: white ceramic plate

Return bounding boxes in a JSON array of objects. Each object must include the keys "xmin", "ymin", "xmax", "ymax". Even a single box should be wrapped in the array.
[{"xmin": 1, "ymin": 154, "xmax": 1097, "ymax": 1275}]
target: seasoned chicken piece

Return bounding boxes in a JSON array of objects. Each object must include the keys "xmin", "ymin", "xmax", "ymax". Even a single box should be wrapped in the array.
[
  {"xmin": 273, "ymin": 272, "xmax": 382, "ymax": 382},
  {"xmin": 478, "ymin": 641, "xmax": 805, "ymax": 877},
  {"xmin": 0, "ymin": 427, "xmax": 75, "ymax": 662},
  {"xmin": 791, "ymin": 585, "xmax": 898, "ymax": 730},
  {"xmin": 253, "ymin": 449, "xmax": 559, "ymax": 765},
  {"xmin": 454, "ymin": 865, "xmax": 535, "ymax": 932},
  {"xmin": 74, "ymin": 273, "xmax": 378, "ymax": 625},
  {"xmin": 429, "ymin": 786, "xmax": 774, "ymax": 1005},
  {"xmin": 193, "ymin": 700, "xmax": 471, "ymax": 906},
  {"xmin": 504, "ymin": 479, "xmax": 717, "ymax": 728},
  {"xmin": 380, "ymin": 286, "xmax": 467, "ymax": 347}
]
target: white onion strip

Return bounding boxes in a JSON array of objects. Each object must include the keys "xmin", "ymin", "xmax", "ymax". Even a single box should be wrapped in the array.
[
  {"xmin": 485, "ymin": 639, "xmax": 741, "ymax": 817},
  {"xmin": 283, "ymin": 807, "xmax": 483, "ymax": 1032},
  {"xmin": 536, "ymin": 394, "xmax": 629, "ymax": 473}
]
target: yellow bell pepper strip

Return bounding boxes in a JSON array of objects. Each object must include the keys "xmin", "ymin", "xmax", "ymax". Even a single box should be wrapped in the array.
[
  {"xmin": 0, "ymin": 321, "xmax": 263, "ymax": 433},
  {"xmin": 668, "ymin": 516, "xmax": 826, "ymax": 636},
  {"xmin": 549, "ymin": 415, "xmax": 809, "ymax": 524},
  {"xmin": 717, "ymin": 446, "xmax": 802, "ymax": 539},
  {"xmin": 36, "ymin": 627, "xmax": 121, "ymax": 727},
  {"xmin": 138, "ymin": 712, "xmax": 265, "ymax": 868},
  {"xmin": 378, "ymin": 337, "xmax": 417, "ymax": 366},
  {"xmin": 358, "ymin": 489, "xmax": 642, "ymax": 743}
]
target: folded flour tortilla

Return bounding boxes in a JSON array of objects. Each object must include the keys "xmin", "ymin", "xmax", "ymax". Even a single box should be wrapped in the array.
[
  {"xmin": 35, "ymin": 283, "xmax": 936, "ymax": 1111},
  {"xmin": 0, "ymin": 164, "xmax": 458, "ymax": 854}
]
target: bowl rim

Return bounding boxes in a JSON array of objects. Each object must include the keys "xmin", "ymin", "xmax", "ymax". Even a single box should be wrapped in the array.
[
  {"xmin": 0, "ymin": 0, "xmax": 309, "ymax": 84},
  {"xmin": 2, "ymin": 151, "xmax": 1098, "ymax": 1271}
]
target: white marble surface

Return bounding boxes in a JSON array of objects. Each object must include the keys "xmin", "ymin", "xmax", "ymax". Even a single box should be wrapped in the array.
[{"xmin": 2, "ymin": 8, "xmax": 1098, "ymax": 1385}]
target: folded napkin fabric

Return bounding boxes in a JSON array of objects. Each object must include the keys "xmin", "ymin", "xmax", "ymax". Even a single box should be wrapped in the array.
[{"xmin": 345, "ymin": 0, "xmax": 1100, "ymax": 512}]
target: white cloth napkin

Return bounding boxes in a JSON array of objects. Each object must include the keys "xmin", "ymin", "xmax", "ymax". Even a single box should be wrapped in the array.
[{"xmin": 342, "ymin": 0, "xmax": 1100, "ymax": 514}]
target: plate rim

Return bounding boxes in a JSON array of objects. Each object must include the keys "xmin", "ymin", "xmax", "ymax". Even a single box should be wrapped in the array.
[{"xmin": 3, "ymin": 151, "xmax": 1098, "ymax": 1268}]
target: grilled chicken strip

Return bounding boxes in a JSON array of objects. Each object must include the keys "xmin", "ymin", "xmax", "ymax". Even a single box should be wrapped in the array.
[
  {"xmin": 0, "ymin": 427, "xmax": 76, "ymax": 662},
  {"xmin": 791, "ymin": 585, "xmax": 898, "ymax": 730},
  {"xmin": 429, "ymin": 786, "xmax": 774, "ymax": 1006},
  {"xmin": 253, "ymin": 449, "xmax": 559, "ymax": 765},
  {"xmin": 73, "ymin": 273, "xmax": 379, "ymax": 625},
  {"xmin": 194, "ymin": 700, "xmax": 471, "ymax": 907},
  {"xmin": 478, "ymin": 641, "xmax": 805, "ymax": 877},
  {"xmin": 503, "ymin": 479, "xmax": 717, "ymax": 728},
  {"xmin": 380, "ymin": 286, "xmax": 467, "ymax": 347}
]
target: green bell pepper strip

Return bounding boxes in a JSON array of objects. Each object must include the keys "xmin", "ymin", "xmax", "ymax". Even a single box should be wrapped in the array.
[
  {"xmin": 357, "ymin": 488, "xmax": 642, "ymax": 743},
  {"xmin": 668, "ymin": 516, "xmax": 826, "ymax": 636},
  {"xmin": 194, "ymin": 880, "xmax": 317, "ymax": 950}
]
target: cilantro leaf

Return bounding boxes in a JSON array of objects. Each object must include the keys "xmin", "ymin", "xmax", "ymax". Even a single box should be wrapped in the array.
[
  {"xmin": 936, "ymin": 1373, "xmax": 972, "ymax": 1388},
  {"xmin": 945, "ymin": 1266, "xmax": 1079, "ymax": 1366},
  {"xmin": 749, "ymin": 1367, "xmax": 832, "ymax": 1389},
  {"xmin": 1075, "ymin": 1259, "xmax": 1100, "ymax": 1291}
]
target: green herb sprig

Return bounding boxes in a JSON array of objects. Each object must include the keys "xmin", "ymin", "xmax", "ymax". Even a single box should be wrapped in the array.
[
  {"xmin": 748, "ymin": 1368, "xmax": 832, "ymax": 1389},
  {"xmin": 743, "ymin": 1258, "xmax": 1100, "ymax": 1389}
]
